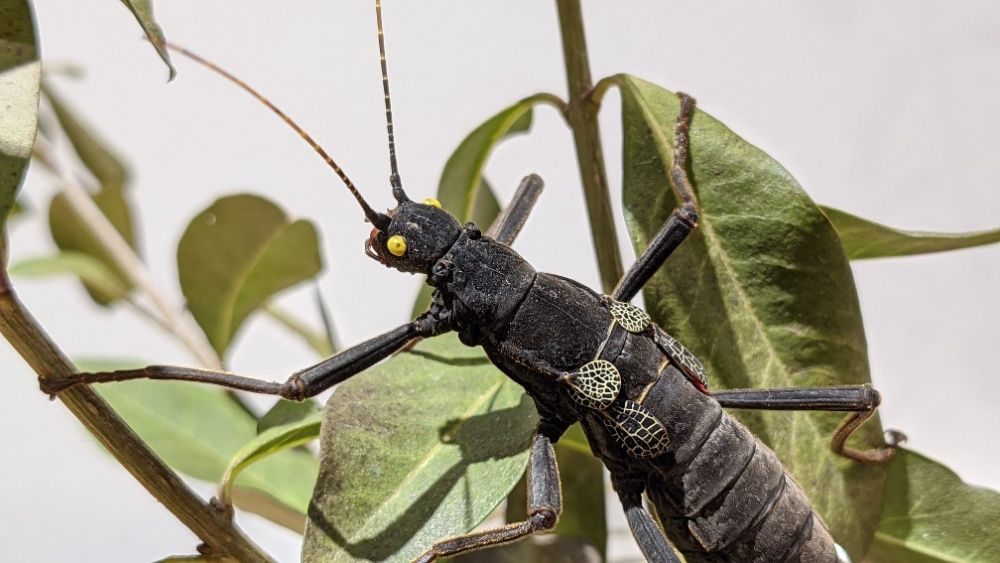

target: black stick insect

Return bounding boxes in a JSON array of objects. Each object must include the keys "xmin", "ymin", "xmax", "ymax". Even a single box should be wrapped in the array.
[{"xmin": 42, "ymin": 2, "xmax": 900, "ymax": 562}]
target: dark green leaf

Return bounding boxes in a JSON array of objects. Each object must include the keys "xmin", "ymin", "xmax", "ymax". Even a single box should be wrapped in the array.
[
  {"xmin": 505, "ymin": 424, "xmax": 607, "ymax": 559},
  {"xmin": 257, "ymin": 398, "xmax": 320, "ymax": 435},
  {"xmin": 452, "ymin": 537, "xmax": 601, "ymax": 563},
  {"xmin": 303, "ymin": 335, "xmax": 537, "ymax": 562},
  {"xmin": 219, "ymin": 409, "xmax": 323, "ymax": 509},
  {"xmin": 118, "ymin": 0, "xmax": 176, "ymax": 80},
  {"xmin": 177, "ymin": 194, "xmax": 322, "ymax": 357},
  {"xmin": 9, "ymin": 251, "xmax": 129, "ymax": 302},
  {"xmin": 618, "ymin": 75, "xmax": 886, "ymax": 558},
  {"xmin": 867, "ymin": 448, "xmax": 1000, "ymax": 563},
  {"xmin": 83, "ymin": 359, "xmax": 319, "ymax": 526},
  {"xmin": 0, "ymin": 0, "xmax": 41, "ymax": 231},
  {"xmin": 821, "ymin": 206, "xmax": 1000, "ymax": 260}
]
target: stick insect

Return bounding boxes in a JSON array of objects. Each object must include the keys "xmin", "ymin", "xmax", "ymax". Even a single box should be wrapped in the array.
[{"xmin": 41, "ymin": 2, "xmax": 899, "ymax": 561}]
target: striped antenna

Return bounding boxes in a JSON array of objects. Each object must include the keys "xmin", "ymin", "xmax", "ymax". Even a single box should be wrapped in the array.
[
  {"xmin": 375, "ymin": 0, "xmax": 408, "ymax": 203},
  {"xmin": 161, "ymin": 41, "xmax": 392, "ymax": 229}
]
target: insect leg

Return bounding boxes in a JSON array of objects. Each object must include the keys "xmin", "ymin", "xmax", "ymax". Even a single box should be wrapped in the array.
[
  {"xmin": 412, "ymin": 432, "xmax": 561, "ymax": 562},
  {"xmin": 486, "ymin": 174, "xmax": 545, "ymax": 246},
  {"xmin": 41, "ymin": 315, "xmax": 451, "ymax": 400},
  {"xmin": 619, "ymin": 494, "xmax": 682, "ymax": 563},
  {"xmin": 713, "ymin": 384, "xmax": 903, "ymax": 463},
  {"xmin": 613, "ymin": 93, "xmax": 699, "ymax": 303}
]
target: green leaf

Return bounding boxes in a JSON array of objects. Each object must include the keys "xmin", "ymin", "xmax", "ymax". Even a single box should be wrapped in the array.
[
  {"xmin": 257, "ymin": 398, "xmax": 320, "ymax": 435},
  {"xmin": 451, "ymin": 537, "xmax": 601, "ymax": 563},
  {"xmin": 617, "ymin": 75, "xmax": 886, "ymax": 558},
  {"xmin": 821, "ymin": 206, "xmax": 1000, "ymax": 260},
  {"xmin": 118, "ymin": 0, "xmax": 176, "ymax": 80},
  {"xmin": 177, "ymin": 194, "xmax": 323, "ymax": 357},
  {"xmin": 9, "ymin": 251, "xmax": 129, "ymax": 302},
  {"xmin": 868, "ymin": 448, "xmax": 1000, "ymax": 563},
  {"xmin": 47, "ymin": 187, "xmax": 137, "ymax": 305},
  {"xmin": 303, "ymin": 334, "xmax": 538, "ymax": 562},
  {"xmin": 40, "ymin": 87, "xmax": 137, "ymax": 304},
  {"xmin": 0, "ymin": 0, "xmax": 41, "ymax": 231},
  {"xmin": 505, "ymin": 424, "xmax": 607, "ymax": 559},
  {"xmin": 219, "ymin": 409, "xmax": 323, "ymax": 509},
  {"xmin": 437, "ymin": 99, "xmax": 534, "ymax": 221},
  {"xmin": 43, "ymin": 85, "xmax": 129, "ymax": 191},
  {"xmin": 83, "ymin": 359, "xmax": 319, "ymax": 526}
]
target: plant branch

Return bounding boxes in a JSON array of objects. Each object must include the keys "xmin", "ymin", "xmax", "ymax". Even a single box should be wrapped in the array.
[
  {"xmin": 555, "ymin": 0, "xmax": 624, "ymax": 293},
  {"xmin": 0, "ymin": 271, "xmax": 273, "ymax": 562}
]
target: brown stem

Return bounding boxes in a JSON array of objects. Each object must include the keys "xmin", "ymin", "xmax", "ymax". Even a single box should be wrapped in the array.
[
  {"xmin": 555, "ymin": 0, "xmax": 624, "ymax": 293},
  {"xmin": 0, "ymin": 269, "xmax": 273, "ymax": 563}
]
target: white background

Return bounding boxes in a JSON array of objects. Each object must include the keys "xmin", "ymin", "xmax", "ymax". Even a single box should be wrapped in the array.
[{"xmin": 1, "ymin": 1, "xmax": 998, "ymax": 561}]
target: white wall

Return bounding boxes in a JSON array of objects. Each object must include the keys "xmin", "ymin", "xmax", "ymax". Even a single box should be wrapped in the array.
[{"xmin": 2, "ymin": 1, "xmax": 997, "ymax": 561}]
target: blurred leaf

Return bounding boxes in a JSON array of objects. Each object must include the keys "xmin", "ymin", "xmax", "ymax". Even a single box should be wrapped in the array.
[
  {"xmin": 177, "ymin": 194, "xmax": 322, "ymax": 357},
  {"xmin": 82, "ymin": 358, "xmax": 319, "ymax": 528},
  {"xmin": 262, "ymin": 303, "xmax": 333, "ymax": 357},
  {"xmin": 118, "ymin": 0, "xmax": 176, "ymax": 80},
  {"xmin": 618, "ymin": 75, "xmax": 885, "ymax": 558},
  {"xmin": 42, "ymin": 87, "xmax": 137, "ymax": 304},
  {"xmin": 303, "ymin": 335, "xmax": 537, "ymax": 562},
  {"xmin": 219, "ymin": 409, "xmax": 323, "ymax": 508},
  {"xmin": 0, "ymin": 0, "xmax": 41, "ymax": 231},
  {"xmin": 505, "ymin": 424, "xmax": 606, "ymax": 559},
  {"xmin": 9, "ymin": 251, "xmax": 129, "ymax": 301},
  {"xmin": 867, "ymin": 448, "xmax": 1000, "ymax": 563},
  {"xmin": 314, "ymin": 284, "xmax": 339, "ymax": 353},
  {"xmin": 7, "ymin": 198, "xmax": 28, "ymax": 222},
  {"xmin": 258, "ymin": 398, "xmax": 320, "ymax": 435},
  {"xmin": 821, "ymin": 206, "xmax": 1000, "ymax": 260},
  {"xmin": 48, "ymin": 188, "xmax": 136, "ymax": 304},
  {"xmin": 43, "ymin": 85, "xmax": 129, "ymax": 190}
]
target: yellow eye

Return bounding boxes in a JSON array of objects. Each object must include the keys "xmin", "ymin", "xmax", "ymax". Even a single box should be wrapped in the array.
[
  {"xmin": 387, "ymin": 235, "xmax": 407, "ymax": 256},
  {"xmin": 422, "ymin": 198, "xmax": 442, "ymax": 209}
]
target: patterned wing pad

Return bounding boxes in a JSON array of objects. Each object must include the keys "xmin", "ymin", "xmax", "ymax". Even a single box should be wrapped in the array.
[
  {"xmin": 608, "ymin": 299, "xmax": 652, "ymax": 333},
  {"xmin": 655, "ymin": 330, "xmax": 708, "ymax": 388},
  {"xmin": 607, "ymin": 400, "xmax": 670, "ymax": 459},
  {"xmin": 564, "ymin": 359, "xmax": 621, "ymax": 410}
]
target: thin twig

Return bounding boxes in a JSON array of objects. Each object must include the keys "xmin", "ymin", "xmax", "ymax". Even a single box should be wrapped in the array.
[{"xmin": 555, "ymin": 0, "xmax": 624, "ymax": 293}]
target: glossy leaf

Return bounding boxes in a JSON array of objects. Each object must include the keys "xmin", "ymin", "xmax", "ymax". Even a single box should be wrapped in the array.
[
  {"xmin": 42, "ymin": 88, "xmax": 137, "ymax": 304},
  {"xmin": 177, "ymin": 194, "xmax": 322, "ymax": 357},
  {"xmin": 83, "ymin": 359, "xmax": 319, "ymax": 527},
  {"xmin": 303, "ymin": 334, "xmax": 538, "ymax": 562},
  {"xmin": 118, "ymin": 0, "xmax": 176, "ymax": 80},
  {"xmin": 618, "ymin": 75, "xmax": 885, "ymax": 557},
  {"xmin": 867, "ymin": 448, "xmax": 1000, "ymax": 563},
  {"xmin": 9, "ymin": 251, "xmax": 129, "ymax": 302},
  {"xmin": 821, "ymin": 206, "xmax": 1000, "ymax": 260},
  {"xmin": 0, "ymin": 0, "xmax": 41, "ymax": 230},
  {"xmin": 219, "ymin": 409, "xmax": 323, "ymax": 509}
]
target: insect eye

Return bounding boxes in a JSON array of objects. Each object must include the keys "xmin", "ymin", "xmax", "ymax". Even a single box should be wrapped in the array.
[
  {"xmin": 387, "ymin": 235, "xmax": 407, "ymax": 256},
  {"xmin": 422, "ymin": 198, "xmax": 442, "ymax": 209}
]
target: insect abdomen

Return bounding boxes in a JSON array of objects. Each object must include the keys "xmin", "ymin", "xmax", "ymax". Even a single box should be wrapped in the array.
[{"xmin": 643, "ymin": 365, "xmax": 837, "ymax": 562}]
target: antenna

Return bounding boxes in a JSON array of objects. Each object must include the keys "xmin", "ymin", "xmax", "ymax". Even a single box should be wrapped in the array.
[
  {"xmin": 375, "ymin": 0, "xmax": 408, "ymax": 203},
  {"xmin": 161, "ymin": 41, "xmax": 392, "ymax": 229}
]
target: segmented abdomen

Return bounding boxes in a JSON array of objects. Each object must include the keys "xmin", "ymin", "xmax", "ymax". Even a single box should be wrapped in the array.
[{"xmin": 642, "ymin": 365, "xmax": 837, "ymax": 562}]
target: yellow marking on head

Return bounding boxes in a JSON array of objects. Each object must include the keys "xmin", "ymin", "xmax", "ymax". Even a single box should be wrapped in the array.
[
  {"xmin": 422, "ymin": 197, "xmax": 442, "ymax": 209},
  {"xmin": 387, "ymin": 235, "xmax": 407, "ymax": 256}
]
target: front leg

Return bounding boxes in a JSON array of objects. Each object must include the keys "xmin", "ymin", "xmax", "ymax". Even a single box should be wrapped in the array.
[
  {"xmin": 41, "ymin": 311, "xmax": 452, "ymax": 400},
  {"xmin": 413, "ymin": 432, "xmax": 561, "ymax": 562}
]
